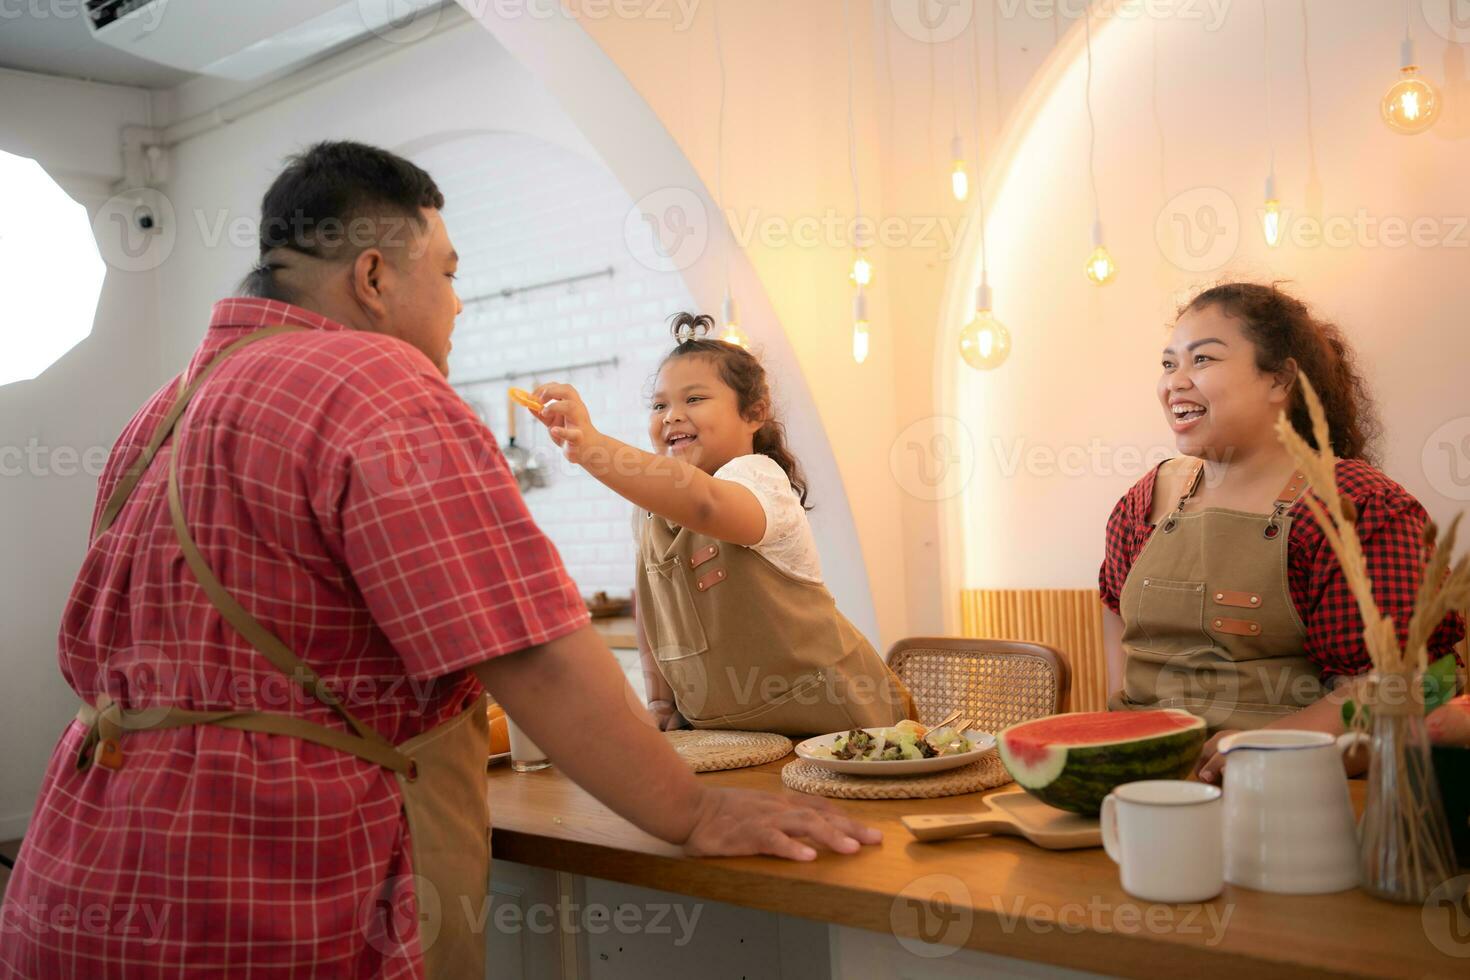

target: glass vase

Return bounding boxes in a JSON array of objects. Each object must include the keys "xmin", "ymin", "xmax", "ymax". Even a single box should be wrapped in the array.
[{"xmin": 1358, "ymin": 670, "xmax": 1459, "ymax": 903}]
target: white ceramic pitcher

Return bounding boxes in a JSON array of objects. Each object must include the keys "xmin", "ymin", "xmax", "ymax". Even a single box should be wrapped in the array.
[{"xmin": 1218, "ymin": 729, "xmax": 1361, "ymax": 894}]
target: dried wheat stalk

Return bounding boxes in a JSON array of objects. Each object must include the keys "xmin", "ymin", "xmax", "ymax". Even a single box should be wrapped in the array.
[
  {"xmin": 1274, "ymin": 375, "xmax": 1470, "ymax": 679},
  {"xmin": 1275, "ymin": 374, "xmax": 1469, "ymax": 901}
]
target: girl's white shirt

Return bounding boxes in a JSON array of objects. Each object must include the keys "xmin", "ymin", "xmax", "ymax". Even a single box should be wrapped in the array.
[
  {"xmin": 711, "ymin": 454, "xmax": 823, "ymax": 583},
  {"xmin": 632, "ymin": 454, "xmax": 824, "ymax": 584}
]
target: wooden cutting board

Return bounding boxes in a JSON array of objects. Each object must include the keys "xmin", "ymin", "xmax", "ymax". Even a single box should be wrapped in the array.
[{"xmin": 901, "ymin": 786, "xmax": 1102, "ymax": 850}]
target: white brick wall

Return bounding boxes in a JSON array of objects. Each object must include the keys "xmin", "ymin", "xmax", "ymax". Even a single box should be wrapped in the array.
[{"xmin": 420, "ymin": 132, "xmax": 697, "ymax": 597}]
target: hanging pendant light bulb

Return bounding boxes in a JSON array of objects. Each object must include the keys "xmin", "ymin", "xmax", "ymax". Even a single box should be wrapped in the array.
[
  {"xmin": 1382, "ymin": 37, "xmax": 1441, "ymax": 135},
  {"xmin": 950, "ymin": 136, "xmax": 970, "ymax": 202},
  {"xmin": 719, "ymin": 289, "xmax": 748, "ymax": 348},
  {"xmin": 959, "ymin": 280, "xmax": 1011, "ymax": 371},
  {"xmin": 1262, "ymin": 170, "xmax": 1282, "ymax": 247},
  {"xmin": 850, "ymin": 251, "xmax": 873, "ymax": 287},
  {"xmin": 1079, "ymin": 8, "xmax": 1114, "ymax": 288},
  {"xmin": 1084, "ymin": 217, "xmax": 1117, "ymax": 286},
  {"xmin": 1258, "ymin": 2, "xmax": 1282, "ymax": 248},
  {"xmin": 852, "ymin": 288, "xmax": 870, "ymax": 365}
]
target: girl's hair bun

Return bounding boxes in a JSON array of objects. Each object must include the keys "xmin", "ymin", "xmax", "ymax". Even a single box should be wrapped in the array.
[{"xmin": 669, "ymin": 311, "xmax": 716, "ymax": 344}]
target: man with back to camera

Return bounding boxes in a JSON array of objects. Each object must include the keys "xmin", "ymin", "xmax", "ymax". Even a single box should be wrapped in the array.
[{"xmin": 0, "ymin": 141, "xmax": 881, "ymax": 978}]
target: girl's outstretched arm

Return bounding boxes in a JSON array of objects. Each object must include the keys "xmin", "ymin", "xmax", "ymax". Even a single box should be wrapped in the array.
[{"xmin": 530, "ymin": 382, "xmax": 767, "ymax": 545}]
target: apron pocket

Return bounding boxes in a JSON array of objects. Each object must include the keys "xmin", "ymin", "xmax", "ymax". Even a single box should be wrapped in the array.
[
  {"xmin": 645, "ymin": 556, "xmax": 715, "ymax": 717},
  {"xmin": 1131, "ymin": 577, "xmax": 1211, "ymax": 656}
]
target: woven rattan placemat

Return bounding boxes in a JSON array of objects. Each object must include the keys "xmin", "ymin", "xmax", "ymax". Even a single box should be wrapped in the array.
[
  {"xmin": 665, "ymin": 730, "xmax": 794, "ymax": 772},
  {"xmin": 780, "ymin": 752, "xmax": 1011, "ymax": 800}
]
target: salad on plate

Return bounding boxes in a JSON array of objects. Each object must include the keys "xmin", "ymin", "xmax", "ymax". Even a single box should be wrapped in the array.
[{"xmin": 813, "ymin": 719, "xmax": 975, "ymax": 762}]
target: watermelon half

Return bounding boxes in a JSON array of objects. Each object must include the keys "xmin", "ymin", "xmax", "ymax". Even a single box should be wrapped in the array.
[{"xmin": 997, "ymin": 709, "xmax": 1207, "ymax": 815}]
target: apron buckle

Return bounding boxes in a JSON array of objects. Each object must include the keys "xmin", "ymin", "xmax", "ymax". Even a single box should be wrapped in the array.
[{"xmin": 96, "ymin": 737, "xmax": 124, "ymax": 771}]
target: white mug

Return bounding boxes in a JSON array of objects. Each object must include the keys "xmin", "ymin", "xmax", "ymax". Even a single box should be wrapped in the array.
[
  {"xmin": 1218, "ymin": 729, "xmax": 1360, "ymax": 894},
  {"xmin": 1101, "ymin": 780, "xmax": 1224, "ymax": 903},
  {"xmin": 506, "ymin": 716, "xmax": 551, "ymax": 773}
]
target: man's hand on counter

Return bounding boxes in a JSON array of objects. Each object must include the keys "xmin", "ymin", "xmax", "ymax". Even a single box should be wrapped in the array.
[
  {"xmin": 680, "ymin": 788, "xmax": 881, "ymax": 862},
  {"xmin": 474, "ymin": 624, "xmax": 883, "ymax": 862}
]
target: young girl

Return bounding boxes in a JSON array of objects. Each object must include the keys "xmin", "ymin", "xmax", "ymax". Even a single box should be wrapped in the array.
[
  {"xmin": 532, "ymin": 313, "xmax": 913, "ymax": 736},
  {"xmin": 1098, "ymin": 282, "xmax": 1465, "ymax": 780}
]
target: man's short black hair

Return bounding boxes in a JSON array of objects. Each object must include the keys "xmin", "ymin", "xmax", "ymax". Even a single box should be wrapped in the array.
[{"xmin": 239, "ymin": 140, "xmax": 445, "ymax": 301}]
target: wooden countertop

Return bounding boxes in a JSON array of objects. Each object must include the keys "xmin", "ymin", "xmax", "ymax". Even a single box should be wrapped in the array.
[
  {"xmin": 589, "ymin": 615, "xmax": 637, "ymax": 649},
  {"xmin": 488, "ymin": 755, "xmax": 1465, "ymax": 979}
]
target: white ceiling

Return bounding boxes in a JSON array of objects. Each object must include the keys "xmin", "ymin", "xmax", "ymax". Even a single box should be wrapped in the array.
[{"xmin": 0, "ymin": 6, "xmax": 196, "ymax": 89}]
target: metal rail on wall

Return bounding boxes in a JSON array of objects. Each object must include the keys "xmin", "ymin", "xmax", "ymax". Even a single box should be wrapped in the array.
[
  {"xmin": 458, "ymin": 265, "xmax": 615, "ymax": 308},
  {"xmin": 452, "ymin": 355, "xmax": 620, "ymax": 389}
]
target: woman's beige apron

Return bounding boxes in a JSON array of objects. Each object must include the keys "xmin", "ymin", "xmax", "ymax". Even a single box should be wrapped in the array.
[
  {"xmin": 1108, "ymin": 459, "xmax": 1325, "ymax": 731},
  {"xmin": 636, "ymin": 510, "xmax": 914, "ymax": 735},
  {"xmin": 73, "ymin": 326, "xmax": 491, "ymax": 979}
]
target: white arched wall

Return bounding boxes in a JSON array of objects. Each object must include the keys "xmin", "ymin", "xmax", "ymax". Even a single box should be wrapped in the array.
[
  {"xmin": 938, "ymin": 1, "xmax": 1470, "ymax": 611},
  {"xmin": 459, "ymin": 3, "xmax": 883, "ymax": 641}
]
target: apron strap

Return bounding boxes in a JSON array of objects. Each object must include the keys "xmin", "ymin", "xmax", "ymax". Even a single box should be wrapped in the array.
[
  {"xmin": 80, "ymin": 324, "xmax": 408, "ymax": 771},
  {"xmin": 75, "ymin": 698, "xmax": 411, "ymax": 773},
  {"xmin": 93, "ymin": 325, "xmax": 305, "ymax": 542},
  {"xmin": 1264, "ymin": 469, "xmax": 1310, "ymax": 539},
  {"xmin": 1162, "ymin": 461, "xmax": 1309, "ymax": 537}
]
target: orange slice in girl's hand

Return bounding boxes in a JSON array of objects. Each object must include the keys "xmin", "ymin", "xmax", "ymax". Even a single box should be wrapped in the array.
[{"xmin": 509, "ymin": 387, "xmax": 543, "ymax": 413}]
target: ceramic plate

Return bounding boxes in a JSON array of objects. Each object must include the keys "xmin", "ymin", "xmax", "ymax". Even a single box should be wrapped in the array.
[{"xmin": 794, "ymin": 728, "xmax": 996, "ymax": 777}]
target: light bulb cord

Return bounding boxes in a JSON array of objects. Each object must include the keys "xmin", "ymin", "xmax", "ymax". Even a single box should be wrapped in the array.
[
  {"xmin": 713, "ymin": 0, "xmax": 729, "ymax": 282},
  {"xmin": 970, "ymin": 5, "xmax": 988, "ymax": 280},
  {"xmin": 1263, "ymin": 0, "xmax": 1275, "ymax": 179},
  {"xmin": 951, "ymin": 42, "xmax": 961, "ymax": 141},
  {"xmin": 1301, "ymin": 0, "xmax": 1319, "ymax": 184},
  {"xmin": 1083, "ymin": 2, "xmax": 1100, "ymax": 222},
  {"xmin": 844, "ymin": 0, "xmax": 862, "ymax": 233}
]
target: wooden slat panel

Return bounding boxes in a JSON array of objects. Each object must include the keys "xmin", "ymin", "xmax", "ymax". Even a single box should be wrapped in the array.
[{"xmin": 959, "ymin": 589, "xmax": 1108, "ymax": 712}]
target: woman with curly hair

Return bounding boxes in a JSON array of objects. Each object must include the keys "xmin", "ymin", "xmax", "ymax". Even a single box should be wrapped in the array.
[{"xmin": 1098, "ymin": 282, "xmax": 1464, "ymax": 780}]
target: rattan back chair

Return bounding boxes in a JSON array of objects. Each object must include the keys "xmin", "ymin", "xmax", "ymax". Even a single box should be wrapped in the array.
[{"xmin": 887, "ymin": 637, "xmax": 1070, "ymax": 734}]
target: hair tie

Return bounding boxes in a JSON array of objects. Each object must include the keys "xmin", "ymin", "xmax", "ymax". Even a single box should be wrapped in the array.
[{"xmin": 675, "ymin": 319, "xmax": 710, "ymax": 343}]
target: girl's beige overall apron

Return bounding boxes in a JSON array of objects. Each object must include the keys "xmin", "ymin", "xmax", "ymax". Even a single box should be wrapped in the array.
[
  {"xmin": 1109, "ymin": 459, "xmax": 1325, "ymax": 731},
  {"xmin": 73, "ymin": 326, "xmax": 491, "ymax": 979},
  {"xmin": 636, "ymin": 511, "xmax": 914, "ymax": 735}
]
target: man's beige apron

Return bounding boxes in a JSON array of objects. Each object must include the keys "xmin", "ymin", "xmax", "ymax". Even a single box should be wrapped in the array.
[
  {"xmin": 636, "ymin": 510, "xmax": 914, "ymax": 735},
  {"xmin": 1109, "ymin": 458, "xmax": 1324, "ymax": 731},
  {"xmin": 73, "ymin": 326, "xmax": 491, "ymax": 979}
]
